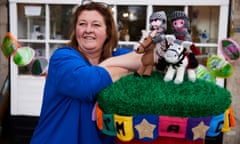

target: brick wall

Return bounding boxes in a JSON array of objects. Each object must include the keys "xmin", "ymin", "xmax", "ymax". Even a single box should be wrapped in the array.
[
  {"xmin": 0, "ymin": 0, "xmax": 8, "ymax": 89},
  {"xmin": 223, "ymin": 0, "xmax": 240, "ymax": 144},
  {"xmin": 223, "ymin": 35, "xmax": 240, "ymax": 144}
]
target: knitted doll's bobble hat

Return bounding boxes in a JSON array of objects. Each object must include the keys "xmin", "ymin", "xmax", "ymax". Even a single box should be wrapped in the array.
[
  {"xmin": 150, "ymin": 11, "xmax": 167, "ymax": 22},
  {"xmin": 170, "ymin": 11, "xmax": 188, "ymax": 22},
  {"xmin": 170, "ymin": 10, "xmax": 190, "ymax": 30},
  {"xmin": 149, "ymin": 11, "xmax": 167, "ymax": 31}
]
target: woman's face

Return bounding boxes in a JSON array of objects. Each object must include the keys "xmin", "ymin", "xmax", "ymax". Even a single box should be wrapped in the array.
[{"xmin": 76, "ymin": 10, "xmax": 107, "ymax": 56}]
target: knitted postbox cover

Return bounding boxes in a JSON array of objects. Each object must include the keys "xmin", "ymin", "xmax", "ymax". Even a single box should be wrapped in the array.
[{"xmin": 96, "ymin": 71, "xmax": 232, "ymax": 143}]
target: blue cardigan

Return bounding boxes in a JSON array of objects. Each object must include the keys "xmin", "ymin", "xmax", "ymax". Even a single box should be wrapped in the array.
[{"xmin": 30, "ymin": 46, "xmax": 131, "ymax": 144}]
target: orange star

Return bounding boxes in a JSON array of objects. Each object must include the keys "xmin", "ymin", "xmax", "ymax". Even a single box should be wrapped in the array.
[
  {"xmin": 135, "ymin": 119, "xmax": 156, "ymax": 139},
  {"xmin": 192, "ymin": 121, "xmax": 210, "ymax": 140}
]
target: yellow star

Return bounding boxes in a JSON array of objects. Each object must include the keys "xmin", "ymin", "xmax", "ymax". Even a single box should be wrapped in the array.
[
  {"xmin": 192, "ymin": 121, "xmax": 210, "ymax": 140},
  {"xmin": 134, "ymin": 118, "xmax": 156, "ymax": 139}
]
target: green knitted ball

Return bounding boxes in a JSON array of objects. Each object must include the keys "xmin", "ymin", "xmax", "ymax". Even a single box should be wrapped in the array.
[{"xmin": 97, "ymin": 71, "xmax": 231, "ymax": 117}]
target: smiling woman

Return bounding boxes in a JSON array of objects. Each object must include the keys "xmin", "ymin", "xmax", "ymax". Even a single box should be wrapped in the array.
[{"xmin": 30, "ymin": 1, "xmax": 142, "ymax": 144}]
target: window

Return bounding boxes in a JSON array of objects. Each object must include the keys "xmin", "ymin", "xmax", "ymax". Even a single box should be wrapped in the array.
[
  {"xmin": 18, "ymin": 4, "xmax": 45, "ymax": 40},
  {"xmin": 189, "ymin": 6, "xmax": 219, "ymax": 65},
  {"xmin": 117, "ymin": 5, "xmax": 147, "ymax": 42},
  {"xmin": 16, "ymin": 3, "xmax": 224, "ymax": 74},
  {"xmin": 50, "ymin": 5, "xmax": 73, "ymax": 40},
  {"xmin": 17, "ymin": 4, "xmax": 74, "ymax": 74}
]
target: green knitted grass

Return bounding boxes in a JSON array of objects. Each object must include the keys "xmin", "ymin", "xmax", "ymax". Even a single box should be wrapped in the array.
[{"xmin": 97, "ymin": 71, "xmax": 232, "ymax": 118}]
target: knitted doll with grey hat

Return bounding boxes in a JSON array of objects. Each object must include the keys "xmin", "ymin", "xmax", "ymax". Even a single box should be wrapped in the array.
[
  {"xmin": 149, "ymin": 11, "xmax": 167, "ymax": 44},
  {"xmin": 170, "ymin": 11, "xmax": 200, "ymax": 55},
  {"xmin": 149, "ymin": 11, "xmax": 169, "ymax": 71}
]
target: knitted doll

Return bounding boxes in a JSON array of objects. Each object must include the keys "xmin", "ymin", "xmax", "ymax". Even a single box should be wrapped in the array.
[
  {"xmin": 170, "ymin": 11, "xmax": 200, "ymax": 55},
  {"xmin": 149, "ymin": 11, "xmax": 169, "ymax": 71}
]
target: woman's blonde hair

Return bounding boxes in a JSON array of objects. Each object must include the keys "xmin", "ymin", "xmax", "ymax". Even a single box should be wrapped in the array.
[{"xmin": 67, "ymin": 2, "xmax": 118, "ymax": 62}]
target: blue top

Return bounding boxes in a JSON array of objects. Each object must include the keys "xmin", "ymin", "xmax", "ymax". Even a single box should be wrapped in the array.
[{"xmin": 30, "ymin": 46, "xmax": 131, "ymax": 144}]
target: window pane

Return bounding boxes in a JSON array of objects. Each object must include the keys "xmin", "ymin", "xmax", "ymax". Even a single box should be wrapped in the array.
[
  {"xmin": 17, "ymin": 4, "xmax": 45, "ymax": 39},
  {"xmin": 189, "ymin": 6, "xmax": 219, "ymax": 43},
  {"xmin": 50, "ymin": 5, "xmax": 75, "ymax": 40},
  {"xmin": 117, "ymin": 6, "xmax": 147, "ymax": 41},
  {"xmin": 189, "ymin": 6, "xmax": 219, "ymax": 66}
]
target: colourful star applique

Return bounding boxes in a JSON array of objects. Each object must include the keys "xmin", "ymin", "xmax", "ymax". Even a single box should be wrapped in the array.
[
  {"xmin": 135, "ymin": 118, "xmax": 156, "ymax": 139},
  {"xmin": 192, "ymin": 121, "xmax": 210, "ymax": 140}
]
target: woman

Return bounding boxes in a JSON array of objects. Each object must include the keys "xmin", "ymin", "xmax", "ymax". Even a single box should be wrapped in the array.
[{"xmin": 30, "ymin": 2, "xmax": 142, "ymax": 144}]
